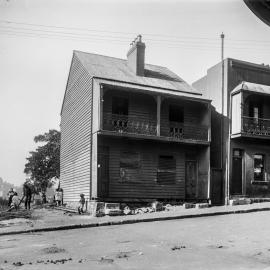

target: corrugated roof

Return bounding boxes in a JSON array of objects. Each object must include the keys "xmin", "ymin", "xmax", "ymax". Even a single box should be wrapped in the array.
[
  {"xmin": 74, "ymin": 50, "xmax": 202, "ymax": 96},
  {"xmin": 231, "ymin": 81, "xmax": 270, "ymax": 95}
]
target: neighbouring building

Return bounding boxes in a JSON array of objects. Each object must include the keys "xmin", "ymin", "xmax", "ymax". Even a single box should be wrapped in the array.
[
  {"xmin": 193, "ymin": 58, "xmax": 270, "ymax": 204},
  {"xmin": 60, "ymin": 36, "xmax": 211, "ymax": 206}
]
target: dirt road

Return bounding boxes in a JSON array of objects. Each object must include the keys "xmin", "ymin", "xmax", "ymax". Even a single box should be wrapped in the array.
[{"xmin": 1, "ymin": 211, "xmax": 270, "ymax": 269}]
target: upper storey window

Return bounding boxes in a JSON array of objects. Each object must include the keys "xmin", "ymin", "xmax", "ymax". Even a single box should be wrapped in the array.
[
  {"xmin": 112, "ymin": 97, "xmax": 128, "ymax": 115},
  {"xmin": 169, "ymin": 105, "xmax": 184, "ymax": 123},
  {"xmin": 249, "ymin": 101, "xmax": 262, "ymax": 122}
]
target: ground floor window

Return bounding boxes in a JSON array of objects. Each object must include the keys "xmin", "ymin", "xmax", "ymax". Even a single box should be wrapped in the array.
[
  {"xmin": 254, "ymin": 154, "xmax": 265, "ymax": 181},
  {"xmin": 119, "ymin": 151, "xmax": 140, "ymax": 182},
  {"xmin": 157, "ymin": 155, "xmax": 176, "ymax": 185}
]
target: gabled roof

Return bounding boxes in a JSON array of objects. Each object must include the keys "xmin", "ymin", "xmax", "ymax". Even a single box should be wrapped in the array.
[
  {"xmin": 231, "ymin": 81, "xmax": 270, "ymax": 95},
  {"xmin": 74, "ymin": 50, "xmax": 202, "ymax": 96}
]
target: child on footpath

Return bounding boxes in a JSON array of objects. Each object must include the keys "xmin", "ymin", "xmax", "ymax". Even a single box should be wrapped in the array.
[
  {"xmin": 7, "ymin": 192, "xmax": 20, "ymax": 211},
  {"xmin": 78, "ymin": 194, "xmax": 85, "ymax": 214}
]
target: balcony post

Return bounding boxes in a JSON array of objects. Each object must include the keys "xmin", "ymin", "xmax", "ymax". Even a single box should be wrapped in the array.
[
  {"xmin": 208, "ymin": 103, "xmax": 211, "ymax": 142},
  {"xmin": 99, "ymin": 85, "xmax": 104, "ymax": 130},
  {"xmin": 241, "ymin": 90, "xmax": 243, "ymax": 133},
  {"xmin": 156, "ymin": 95, "xmax": 161, "ymax": 136}
]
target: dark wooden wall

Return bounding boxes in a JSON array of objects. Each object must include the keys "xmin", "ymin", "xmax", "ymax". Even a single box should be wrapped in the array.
[
  {"xmin": 228, "ymin": 63, "xmax": 270, "ymax": 94},
  {"xmin": 230, "ymin": 140, "xmax": 270, "ymax": 197},
  {"xmin": 99, "ymin": 136, "xmax": 209, "ymax": 200},
  {"xmin": 60, "ymin": 54, "xmax": 93, "ymax": 202},
  {"xmin": 103, "ymin": 89, "xmax": 157, "ymax": 123},
  {"xmin": 160, "ymin": 98, "xmax": 208, "ymax": 137}
]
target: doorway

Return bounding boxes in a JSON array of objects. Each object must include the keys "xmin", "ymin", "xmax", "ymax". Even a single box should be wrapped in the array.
[
  {"xmin": 231, "ymin": 149, "xmax": 243, "ymax": 195},
  {"xmin": 185, "ymin": 160, "xmax": 198, "ymax": 200},
  {"xmin": 98, "ymin": 146, "xmax": 110, "ymax": 198}
]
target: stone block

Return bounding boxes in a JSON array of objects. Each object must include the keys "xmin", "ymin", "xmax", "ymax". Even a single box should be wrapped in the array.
[
  {"xmin": 238, "ymin": 198, "xmax": 251, "ymax": 205},
  {"xmin": 195, "ymin": 203, "xmax": 209, "ymax": 209},
  {"xmin": 89, "ymin": 201, "xmax": 105, "ymax": 217},
  {"xmin": 229, "ymin": 199, "xmax": 237, "ymax": 206},
  {"xmin": 151, "ymin": 201, "xmax": 163, "ymax": 211},
  {"xmin": 183, "ymin": 203, "xmax": 195, "ymax": 209}
]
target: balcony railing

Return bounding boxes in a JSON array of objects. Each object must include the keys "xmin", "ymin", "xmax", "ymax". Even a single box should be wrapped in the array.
[
  {"xmin": 242, "ymin": 116, "xmax": 270, "ymax": 136},
  {"xmin": 103, "ymin": 113, "xmax": 209, "ymax": 142},
  {"xmin": 164, "ymin": 121, "xmax": 209, "ymax": 141},
  {"xmin": 103, "ymin": 113, "xmax": 157, "ymax": 136}
]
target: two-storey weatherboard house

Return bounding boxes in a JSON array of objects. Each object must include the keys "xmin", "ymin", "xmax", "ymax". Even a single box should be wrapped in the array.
[
  {"xmin": 230, "ymin": 82, "xmax": 270, "ymax": 198},
  {"xmin": 193, "ymin": 58, "xmax": 270, "ymax": 204},
  {"xmin": 60, "ymin": 36, "xmax": 211, "ymax": 206}
]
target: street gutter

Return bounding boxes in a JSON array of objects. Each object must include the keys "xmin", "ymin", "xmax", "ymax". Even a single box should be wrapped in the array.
[{"xmin": 1, "ymin": 206, "xmax": 270, "ymax": 237}]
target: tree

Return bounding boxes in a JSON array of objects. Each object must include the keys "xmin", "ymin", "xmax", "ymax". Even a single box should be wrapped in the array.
[{"xmin": 24, "ymin": 129, "xmax": 60, "ymax": 193}]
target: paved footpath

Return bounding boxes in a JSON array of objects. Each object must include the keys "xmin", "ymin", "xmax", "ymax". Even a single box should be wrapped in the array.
[{"xmin": 1, "ymin": 202, "xmax": 270, "ymax": 236}]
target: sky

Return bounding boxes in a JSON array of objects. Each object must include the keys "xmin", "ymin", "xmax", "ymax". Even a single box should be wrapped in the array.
[{"xmin": 0, "ymin": 0, "xmax": 270, "ymax": 186}]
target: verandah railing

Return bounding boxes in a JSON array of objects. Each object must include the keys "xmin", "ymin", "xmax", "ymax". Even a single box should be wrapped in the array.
[
  {"xmin": 166, "ymin": 121, "xmax": 208, "ymax": 141},
  {"xmin": 242, "ymin": 116, "xmax": 270, "ymax": 136},
  {"xmin": 103, "ymin": 113, "xmax": 209, "ymax": 141},
  {"xmin": 103, "ymin": 113, "xmax": 157, "ymax": 136}
]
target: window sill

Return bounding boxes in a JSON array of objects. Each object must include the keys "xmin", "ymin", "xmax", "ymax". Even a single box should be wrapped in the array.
[{"xmin": 251, "ymin": 180, "xmax": 269, "ymax": 186}]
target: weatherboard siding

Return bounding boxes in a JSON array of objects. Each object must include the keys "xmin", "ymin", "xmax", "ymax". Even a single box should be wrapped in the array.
[
  {"xmin": 99, "ymin": 137, "xmax": 189, "ymax": 200},
  {"xmin": 103, "ymin": 89, "xmax": 157, "ymax": 123},
  {"xmin": 60, "ymin": 54, "xmax": 92, "ymax": 203}
]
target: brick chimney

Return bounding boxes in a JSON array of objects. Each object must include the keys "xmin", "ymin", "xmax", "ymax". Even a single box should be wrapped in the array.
[{"xmin": 127, "ymin": 35, "xmax": 145, "ymax": 76}]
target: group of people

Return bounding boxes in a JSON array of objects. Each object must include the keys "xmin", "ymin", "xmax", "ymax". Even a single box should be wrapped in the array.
[
  {"xmin": 7, "ymin": 181, "xmax": 32, "ymax": 211},
  {"xmin": 7, "ymin": 182, "xmax": 86, "ymax": 214}
]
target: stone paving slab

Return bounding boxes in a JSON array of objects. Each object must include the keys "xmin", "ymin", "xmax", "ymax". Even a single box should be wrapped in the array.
[{"xmin": 1, "ymin": 202, "xmax": 270, "ymax": 236}]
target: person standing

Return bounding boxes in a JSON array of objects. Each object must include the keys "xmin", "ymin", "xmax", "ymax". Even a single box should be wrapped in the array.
[
  {"xmin": 78, "ymin": 194, "xmax": 85, "ymax": 214},
  {"xmin": 10, "ymin": 192, "xmax": 20, "ymax": 211},
  {"xmin": 23, "ymin": 182, "xmax": 32, "ymax": 210},
  {"xmin": 7, "ymin": 188, "xmax": 14, "ymax": 207},
  {"xmin": 41, "ymin": 191, "xmax": 47, "ymax": 204},
  {"xmin": 55, "ymin": 188, "xmax": 62, "ymax": 206}
]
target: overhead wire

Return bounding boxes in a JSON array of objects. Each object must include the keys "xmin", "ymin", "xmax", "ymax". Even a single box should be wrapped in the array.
[
  {"xmin": 1, "ymin": 19, "xmax": 270, "ymax": 44},
  {"xmin": 0, "ymin": 20, "xmax": 270, "ymax": 52}
]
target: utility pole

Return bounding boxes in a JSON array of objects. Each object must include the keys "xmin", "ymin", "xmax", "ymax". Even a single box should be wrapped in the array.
[{"xmin": 220, "ymin": 32, "xmax": 228, "ymax": 205}]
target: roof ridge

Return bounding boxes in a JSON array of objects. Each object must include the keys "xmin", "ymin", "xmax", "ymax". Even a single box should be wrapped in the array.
[
  {"xmin": 74, "ymin": 50, "xmax": 172, "ymax": 70},
  {"xmin": 74, "ymin": 50, "xmax": 126, "ymax": 62}
]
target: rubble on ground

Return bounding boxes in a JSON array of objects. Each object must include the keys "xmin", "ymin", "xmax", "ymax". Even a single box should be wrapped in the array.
[{"xmin": 0, "ymin": 210, "xmax": 32, "ymax": 221}]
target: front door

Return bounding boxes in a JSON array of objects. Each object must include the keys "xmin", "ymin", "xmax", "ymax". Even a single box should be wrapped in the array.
[
  {"xmin": 98, "ymin": 146, "xmax": 109, "ymax": 198},
  {"xmin": 185, "ymin": 161, "xmax": 197, "ymax": 200},
  {"xmin": 231, "ymin": 149, "xmax": 243, "ymax": 195}
]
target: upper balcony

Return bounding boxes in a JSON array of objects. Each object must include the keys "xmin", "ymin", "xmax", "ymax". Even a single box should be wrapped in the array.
[
  {"xmin": 99, "ymin": 86, "xmax": 210, "ymax": 145},
  {"xmin": 242, "ymin": 116, "xmax": 270, "ymax": 137},
  {"xmin": 103, "ymin": 113, "xmax": 209, "ymax": 142},
  {"xmin": 231, "ymin": 82, "xmax": 270, "ymax": 140}
]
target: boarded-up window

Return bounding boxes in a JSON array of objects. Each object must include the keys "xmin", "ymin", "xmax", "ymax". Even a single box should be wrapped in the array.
[
  {"xmin": 157, "ymin": 155, "xmax": 176, "ymax": 184},
  {"xmin": 120, "ymin": 152, "xmax": 140, "ymax": 182}
]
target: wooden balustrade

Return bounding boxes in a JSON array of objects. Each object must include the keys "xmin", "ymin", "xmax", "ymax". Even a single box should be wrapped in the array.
[
  {"xmin": 103, "ymin": 113, "xmax": 209, "ymax": 142},
  {"xmin": 166, "ymin": 121, "xmax": 208, "ymax": 141},
  {"xmin": 103, "ymin": 113, "xmax": 157, "ymax": 136}
]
